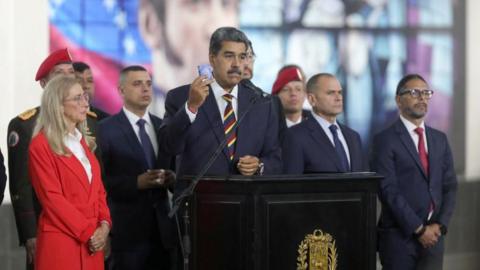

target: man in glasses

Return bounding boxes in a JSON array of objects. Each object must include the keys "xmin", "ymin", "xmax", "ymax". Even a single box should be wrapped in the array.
[{"xmin": 371, "ymin": 74, "xmax": 457, "ymax": 270}]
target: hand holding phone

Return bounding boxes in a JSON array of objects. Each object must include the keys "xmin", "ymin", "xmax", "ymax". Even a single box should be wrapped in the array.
[{"xmin": 197, "ymin": 64, "xmax": 213, "ymax": 80}]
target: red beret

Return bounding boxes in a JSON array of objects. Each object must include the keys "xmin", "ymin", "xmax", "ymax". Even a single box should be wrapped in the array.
[
  {"xmin": 35, "ymin": 48, "xmax": 73, "ymax": 81},
  {"xmin": 271, "ymin": 67, "xmax": 303, "ymax": 95}
]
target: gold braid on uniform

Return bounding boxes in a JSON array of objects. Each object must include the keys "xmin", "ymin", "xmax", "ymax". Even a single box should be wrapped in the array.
[{"xmin": 18, "ymin": 108, "xmax": 37, "ymax": 121}]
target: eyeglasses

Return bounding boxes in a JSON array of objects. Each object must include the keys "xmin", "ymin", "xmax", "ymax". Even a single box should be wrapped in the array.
[
  {"xmin": 398, "ymin": 88, "xmax": 434, "ymax": 99},
  {"xmin": 64, "ymin": 93, "xmax": 90, "ymax": 104}
]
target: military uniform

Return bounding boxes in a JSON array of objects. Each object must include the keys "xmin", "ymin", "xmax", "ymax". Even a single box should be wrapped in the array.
[
  {"xmin": 90, "ymin": 105, "xmax": 110, "ymax": 121},
  {"xmin": 7, "ymin": 107, "xmax": 101, "ymax": 248}
]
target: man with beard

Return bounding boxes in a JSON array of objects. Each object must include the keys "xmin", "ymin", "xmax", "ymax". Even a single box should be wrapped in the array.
[{"xmin": 371, "ymin": 74, "xmax": 457, "ymax": 270}]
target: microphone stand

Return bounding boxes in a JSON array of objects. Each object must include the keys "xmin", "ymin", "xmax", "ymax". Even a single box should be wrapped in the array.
[{"xmin": 169, "ymin": 84, "xmax": 268, "ymax": 270}]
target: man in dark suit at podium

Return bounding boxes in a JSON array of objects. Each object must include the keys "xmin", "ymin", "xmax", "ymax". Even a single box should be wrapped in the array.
[
  {"xmin": 282, "ymin": 73, "xmax": 366, "ymax": 174},
  {"xmin": 98, "ymin": 65, "xmax": 177, "ymax": 270},
  {"xmin": 158, "ymin": 27, "xmax": 281, "ymax": 180},
  {"xmin": 371, "ymin": 74, "xmax": 457, "ymax": 270}
]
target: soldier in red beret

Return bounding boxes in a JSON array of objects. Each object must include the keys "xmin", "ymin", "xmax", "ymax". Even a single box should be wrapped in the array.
[
  {"xmin": 7, "ymin": 48, "xmax": 101, "ymax": 270},
  {"xmin": 272, "ymin": 65, "xmax": 311, "ymax": 128}
]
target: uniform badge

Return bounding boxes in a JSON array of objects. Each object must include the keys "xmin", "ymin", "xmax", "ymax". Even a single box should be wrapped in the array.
[{"xmin": 8, "ymin": 131, "xmax": 20, "ymax": 147}]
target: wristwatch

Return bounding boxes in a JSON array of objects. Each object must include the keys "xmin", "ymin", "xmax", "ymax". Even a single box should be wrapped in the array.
[{"xmin": 257, "ymin": 162, "xmax": 265, "ymax": 175}]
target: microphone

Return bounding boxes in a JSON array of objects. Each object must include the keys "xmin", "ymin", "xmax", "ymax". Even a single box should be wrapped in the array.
[
  {"xmin": 240, "ymin": 79, "xmax": 271, "ymax": 98},
  {"xmin": 169, "ymin": 83, "xmax": 264, "ymax": 218}
]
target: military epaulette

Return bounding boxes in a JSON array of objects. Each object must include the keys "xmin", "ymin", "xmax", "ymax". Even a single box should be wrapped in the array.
[
  {"xmin": 87, "ymin": 110, "xmax": 97, "ymax": 118},
  {"xmin": 18, "ymin": 108, "xmax": 37, "ymax": 121}
]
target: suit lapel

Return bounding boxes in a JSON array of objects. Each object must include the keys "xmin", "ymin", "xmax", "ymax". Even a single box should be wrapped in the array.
[
  {"xmin": 425, "ymin": 126, "xmax": 437, "ymax": 177},
  {"xmin": 81, "ymin": 139, "xmax": 97, "ymax": 201},
  {"xmin": 339, "ymin": 124, "xmax": 355, "ymax": 170},
  {"xmin": 115, "ymin": 111, "xmax": 149, "ymax": 170},
  {"xmin": 200, "ymin": 87, "xmax": 230, "ymax": 160},
  {"xmin": 58, "ymin": 149, "xmax": 91, "ymax": 195},
  {"xmin": 395, "ymin": 120, "xmax": 428, "ymax": 179},
  {"xmin": 307, "ymin": 118, "xmax": 344, "ymax": 171},
  {"xmin": 235, "ymin": 85, "xmax": 251, "ymax": 159}
]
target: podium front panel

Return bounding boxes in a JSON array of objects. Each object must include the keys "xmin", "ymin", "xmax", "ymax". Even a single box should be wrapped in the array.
[
  {"xmin": 189, "ymin": 174, "xmax": 380, "ymax": 270},
  {"xmin": 192, "ymin": 193, "xmax": 251, "ymax": 270},
  {"xmin": 258, "ymin": 192, "xmax": 367, "ymax": 270}
]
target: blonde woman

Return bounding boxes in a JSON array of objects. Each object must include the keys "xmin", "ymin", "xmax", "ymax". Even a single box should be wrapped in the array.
[{"xmin": 28, "ymin": 75, "xmax": 111, "ymax": 270}]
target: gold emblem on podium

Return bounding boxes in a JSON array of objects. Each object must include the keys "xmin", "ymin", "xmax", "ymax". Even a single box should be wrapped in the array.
[{"xmin": 297, "ymin": 229, "xmax": 337, "ymax": 270}]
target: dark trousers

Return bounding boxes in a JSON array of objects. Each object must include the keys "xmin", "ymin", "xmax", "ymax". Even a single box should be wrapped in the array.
[{"xmin": 378, "ymin": 228, "xmax": 444, "ymax": 270}]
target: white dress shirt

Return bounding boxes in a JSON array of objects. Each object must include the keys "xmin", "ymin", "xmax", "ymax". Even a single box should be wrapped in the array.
[
  {"xmin": 185, "ymin": 81, "xmax": 239, "ymax": 123},
  {"xmin": 311, "ymin": 112, "xmax": 351, "ymax": 165},
  {"xmin": 399, "ymin": 114, "xmax": 428, "ymax": 153},
  {"xmin": 64, "ymin": 128, "xmax": 92, "ymax": 183},
  {"xmin": 123, "ymin": 107, "xmax": 159, "ymax": 156},
  {"xmin": 286, "ymin": 117, "xmax": 302, "ymax": 128}
]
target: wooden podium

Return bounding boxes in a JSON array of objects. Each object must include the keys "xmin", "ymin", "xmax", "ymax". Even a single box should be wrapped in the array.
[{"xmin": 182, "ymin": 173, "xmax": 381, "ymax": 270}]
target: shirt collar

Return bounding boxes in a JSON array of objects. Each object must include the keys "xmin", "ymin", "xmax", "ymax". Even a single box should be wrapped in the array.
[
  {"xmin": 399, "ymin": 114, "xmax": 425, "ymax": 133},
  {"xmin": 311, "ymin": 111, "xmax": 338, "ymax": 131},
  {"xmin": 123, "ymin": 107, "xmax": 152, "ymax": 127},
  {"xmin": 286, "ymin": 117, "xmax": 302, "ymax": 128},
  {"xmin": 211, "ymin": 81, "xmax": 238, "ymax": 100},
  {"xmin": 66, "ymin": 128, "xmax": 82, "ymax": 142}
]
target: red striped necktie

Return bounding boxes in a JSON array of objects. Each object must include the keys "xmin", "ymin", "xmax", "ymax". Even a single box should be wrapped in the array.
[
  {"xmin": 415, "ymin": 127, "xmax": 434, "ymax": 218},
  {"xmin": 414, "ymin": 127, "xmax": 429, "ymax": 176},
  {"xmin": 223, "ymin": 94, "xmax": 237, "ymax": 160}
]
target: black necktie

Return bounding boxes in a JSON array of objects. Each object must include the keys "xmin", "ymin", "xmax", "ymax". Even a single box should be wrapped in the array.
[
  {"xmin": 329, "ymin": 124, "xmax": 350, "ymax": 172},
  {"xmin": 137, "ymin": 119, "xmax": 156, "ymax": 169}
]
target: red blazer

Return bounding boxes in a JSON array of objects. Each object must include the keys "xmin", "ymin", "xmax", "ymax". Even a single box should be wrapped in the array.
[{"xmin": 29, "ymin": 131, "xmax": 111, "ymax": 270}]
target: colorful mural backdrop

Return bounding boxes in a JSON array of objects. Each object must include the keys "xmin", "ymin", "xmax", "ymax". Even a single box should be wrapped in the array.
[{"xmin": 49, "ymin": 0, "xmax": 464, "ymax": 146}]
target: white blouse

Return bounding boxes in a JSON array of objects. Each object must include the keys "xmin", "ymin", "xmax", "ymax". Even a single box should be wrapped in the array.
[{"xmin": 64, "ymin": 129, "xmax": 92, "ymax": 183}]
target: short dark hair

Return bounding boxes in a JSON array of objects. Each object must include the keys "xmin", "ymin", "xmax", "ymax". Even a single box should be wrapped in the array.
[
  {"xmin": 209, "ymin": 27, "xmax": 249, "ymax": 55},
  {"xmin": 247, "ymin": 40, "xmax": 255, "ymax": 56},
  {"xmin": 72, "ymin": 61, "xmax": 90, "ymax": 73},
  {"xmin": 306, "ymin": 73, "xmax": 335, "ymax": 93},
  {"xmin": 396, "ymin": 74, "xmax": 427, "ymax": 95},
  {"xmin": 119, "ymin": 65, "xmax": 148, "ymax": 86}
]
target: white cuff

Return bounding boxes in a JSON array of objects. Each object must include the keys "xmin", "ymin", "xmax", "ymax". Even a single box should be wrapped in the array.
[{"xmin": 184, "ymin": 102, "xmax": 197, "ymax": 123}]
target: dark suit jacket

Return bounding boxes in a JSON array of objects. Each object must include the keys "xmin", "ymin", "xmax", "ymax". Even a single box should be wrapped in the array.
[
  {"xmin": 98, "ymin": 111, "xmax": 176, "ymax": 250},
  {"xmin": 282, "ymin": 116, "xmax": 366, "ymax": 174},
  {"xmin": 158, "ymin": 83, "xmax": 282, "ymax": 179},
  {"xmin": 370, "ymin": 119, "xmax": 457, "ymax": 237}
]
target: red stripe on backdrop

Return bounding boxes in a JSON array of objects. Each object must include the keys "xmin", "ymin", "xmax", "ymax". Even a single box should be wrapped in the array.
[{"xmin": 49, "ymin": 25, "xmax": 152, "ymax": 114}]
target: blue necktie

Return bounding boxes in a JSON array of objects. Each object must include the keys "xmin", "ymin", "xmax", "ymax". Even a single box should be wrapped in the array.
[
  {"xmin": 329, "ymin": 124, "xmax": 350, "ymax": 172},
  {"xmin": 137, "ymin": 119, "xmax": 156, "ymax": 169}
]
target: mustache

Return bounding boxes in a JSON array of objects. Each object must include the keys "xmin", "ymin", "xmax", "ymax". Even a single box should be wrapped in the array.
[{"xmin": 227, "ymin": 68, "xmax": 242, "ymax": 75}]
